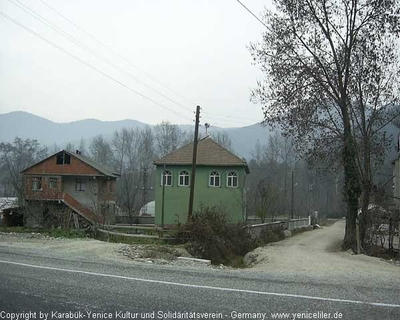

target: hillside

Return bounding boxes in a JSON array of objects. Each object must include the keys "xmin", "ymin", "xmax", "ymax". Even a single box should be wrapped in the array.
[{"xmin": 0, "ymin": 111, "xmax": 270, "ymax": 159}]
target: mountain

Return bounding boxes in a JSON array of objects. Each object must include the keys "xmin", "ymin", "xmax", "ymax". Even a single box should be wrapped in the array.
[
  {"xmin": 0, "ymin": 111, "xmax": 147, "ymax": 144},
  {"xmin": 0, "ymin": 111, "xmax": 271, "ymax": 159}
]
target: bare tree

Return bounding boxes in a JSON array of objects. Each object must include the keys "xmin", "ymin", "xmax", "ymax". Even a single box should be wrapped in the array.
[
  {"xmin": 154, "ymin": 121, "xmax": 182, "ymax": 157},
  {"xmin": 255, "ymin": 180, "xmax": 280, "ymax": 223},
  {"xmin": 89, "ymin": 134, "xmax": 114, "ymax": 167},
  {"xmin": 214, "ymin": 131, "xmax": 233, "ymax": 152},
  {"xmin": 0, "ymin": 138, "xmax": 48, "ymax": 202},
  {"xmin": 250, "ymin": 0, "xmax": 400, "ymax": 250}
]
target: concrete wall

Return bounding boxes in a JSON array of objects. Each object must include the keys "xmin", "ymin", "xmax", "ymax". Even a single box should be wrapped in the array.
[
  {"xmin": 63, "ymin": 176, "xmax": 98, "ymax": 208},
  {"xmin": 154, "ymin": 165, "xmax": 247, "ymax": 225}
]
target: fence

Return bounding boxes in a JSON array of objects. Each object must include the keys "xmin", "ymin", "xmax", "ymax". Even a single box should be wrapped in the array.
[
  {"xmin": 245, "ymin": 216, "xmax": 311, "ymax": 238},
  {"xmin": 245, "ymin": 221, "xmax": 285, "ymax": 239},
  {"xmin": 286, "ymin": 217, "xmax": 311, "ymax": 231}
]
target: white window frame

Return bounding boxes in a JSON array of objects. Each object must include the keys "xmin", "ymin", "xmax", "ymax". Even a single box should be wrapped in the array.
[
  {"xmin": 49, "ymin": 177, "xmax": 57, "ymax": 189},
  {"xmin": 178, "ymin": 171, "xmax": 190, "ymax": 187},
  {"xmin": 161, "ymin": 170, "xmax": 173, "ymax": 186},
  {"xmin": 209, "ymin": 171, "xmax": 220, "ymax": 187},
  {"xmin": 227, "ymin": 171, "xmax": 238, "ymax": 188}
]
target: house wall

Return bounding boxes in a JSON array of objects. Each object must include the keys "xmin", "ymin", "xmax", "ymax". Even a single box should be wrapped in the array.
[
  {"xmin": 154, "ymin": 165, "xmax": 247, "ymax": 226},
  {"xmin": 63, "ymin": 176, "xmax": 99, "ymax": 208},
  {"xmin": 24, "ymin": 174, "xmax": 117, "ymax": 221},
  {"xmin": 23, "ymin": 154, "xmax": 100, "ymax": 176},
  {"xmin": 24, "ymin": 175, "xmax": 63, "ymax": 200}
]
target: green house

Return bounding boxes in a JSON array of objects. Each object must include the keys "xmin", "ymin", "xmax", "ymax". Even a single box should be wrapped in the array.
[{"xmin": 153, "ymin": 137, "xmax": 250, "ymax": 226}]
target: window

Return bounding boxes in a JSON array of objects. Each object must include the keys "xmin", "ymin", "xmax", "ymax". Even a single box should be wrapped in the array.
[
  {"xmin": 56, "ymin": 152, "xmax": 71, "ymax": 165},
  {"xmin": 161, "ymin": 171, "xmax": 172, "ymax": 186},
  {"xmin": 179, "ymin": 171, "xmax": 190, "ymax": 186},
  {"xmin": 49, "ymin": 177, "xmax": 57, "ymax": 189},
  {"xmin": 227, "ymin": 172, "xmax": 238, "ymax": 188},
  {"xmin": 32, "ymin": 177, "xmax": 42, "ymax": 191},
  {"xmin": 209, "ymin": 171, "xmax": 220, "ymax": 187},
  {"xmin": 75, "ymin": 179, "xmax": 86, "ymax": 191}
]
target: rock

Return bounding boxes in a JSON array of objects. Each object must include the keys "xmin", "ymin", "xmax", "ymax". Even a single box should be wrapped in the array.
[
  {"xmin": 284, "ymin": 230, "xmax": 292, "ymax": 238},
  {"xmin": 243, "ymin": 251, "xmax": 258, "ymax": 266}
]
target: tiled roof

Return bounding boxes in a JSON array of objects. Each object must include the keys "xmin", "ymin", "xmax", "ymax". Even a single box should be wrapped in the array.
[{"xmin": 154, "ymin": 136, "xmax": 249, "ymax": 173}]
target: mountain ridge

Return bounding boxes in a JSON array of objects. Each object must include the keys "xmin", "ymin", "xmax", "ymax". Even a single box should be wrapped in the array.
[{"xmin": 0, "ymin": 111, "xmax": 270, "ymax": 159}]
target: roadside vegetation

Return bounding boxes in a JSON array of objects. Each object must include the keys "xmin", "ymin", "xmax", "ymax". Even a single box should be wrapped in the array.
[
  {"xmin": 174, "ymin": 206, "xmax": 294, "ymax": 267},
  {"xmin": 0, "ymin": 226, "xmax": 86, "ymax": 238}
]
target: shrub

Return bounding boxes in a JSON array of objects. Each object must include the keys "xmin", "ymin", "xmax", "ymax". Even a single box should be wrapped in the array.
[
  {"xmin": 180, "ymin": 206, "xmax": 256, "ymax": 265},
  {"xmin": 257, "ymin": 227, "xmax": 285, "ymax": 245}
]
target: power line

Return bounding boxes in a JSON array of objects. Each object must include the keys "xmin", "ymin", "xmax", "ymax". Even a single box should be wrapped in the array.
[
  {"xmin": 37, "ymin": 0, "xmax": 197, "ymax": 108},
  {"xmin": 202, "ymin": 111, "xmax": 261, "ymax": 124},
  {"xmin": 235, "ymin": 0, "xmax": 270, "ymax": 30},
  {"xmin": 8, "ymin": 0, "xmax": 193, "ymax": 115},
  {"xmin": 0, "ymin": 10, "xmax": 193, "ymax": 122}
]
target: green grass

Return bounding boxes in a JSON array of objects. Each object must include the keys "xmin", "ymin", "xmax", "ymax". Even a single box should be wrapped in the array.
[{"xmin": 0, "ymin": 226, "xmax": 86, "ymax": 238}]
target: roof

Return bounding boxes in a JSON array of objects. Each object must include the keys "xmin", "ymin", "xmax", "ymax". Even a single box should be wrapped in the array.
[
  {"xmin": 71, "ymin": 151, "xmax": 120, "ymax": 178},
  {"xmin": 0, "ymin": 197, "xmax": 18, "ymax": 212},
  {"xmin": 153, "ymin": 136, "xmax": 250, "ymax": 173},
  {"xmin": 21, "ymin": 150, "xmax": 120, "ymax": 178}
]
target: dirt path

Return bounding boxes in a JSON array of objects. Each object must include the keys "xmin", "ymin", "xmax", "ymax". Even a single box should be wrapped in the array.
[{"xmin": 247, "ymin": 220, "xmax": 400, "ymax": 286}]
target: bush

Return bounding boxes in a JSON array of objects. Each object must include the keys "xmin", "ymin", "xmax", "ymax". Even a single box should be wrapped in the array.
[
  {"xmin": 257, "ymin": 227, "xmax": 285, "ymax": 245},
  {"xmin": 179, "ymin": 206, "xmax": 256, "ymax": 265}
]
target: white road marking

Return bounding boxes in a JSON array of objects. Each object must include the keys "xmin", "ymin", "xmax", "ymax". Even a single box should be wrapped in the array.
[{"xmin": 0, "ymin": 259, "xmax": 399, "ymax": 309}]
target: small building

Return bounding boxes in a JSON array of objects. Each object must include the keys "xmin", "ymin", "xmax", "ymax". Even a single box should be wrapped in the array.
[
  {"xmin": 153, "ymin": 137, "xmax": 250, "ymax": 226},
  {"xmin": 0, "ymin": 197, "xmax": 19, "ymax": 226},
  {"xmin": 21, "ymin": 150, "xmax": 119, "ymax": 228}
]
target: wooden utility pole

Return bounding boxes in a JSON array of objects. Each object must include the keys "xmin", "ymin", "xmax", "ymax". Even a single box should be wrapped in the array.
[
  {"xmin": 291, "ymin": 170, "xmax": 294, "ymax": 219},
  {"xmin": 161, "ymin": 164, "xmax": 166, "ymax": 230},
  {"xmin": 188, "ymin": 106, "xmax": 201, "ymax": 219}
]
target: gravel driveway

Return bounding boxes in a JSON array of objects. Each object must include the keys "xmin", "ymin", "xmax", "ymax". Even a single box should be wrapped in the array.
[{"xmin": 246, "ymin": 219, "xmax": 400, "ymax": 288}]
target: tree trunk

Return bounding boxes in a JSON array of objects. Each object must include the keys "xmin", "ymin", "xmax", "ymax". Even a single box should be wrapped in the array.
[
  {"xmin": 359, "ymin": 136, "xmax": 372, "ymax": 250},
  {"xmin": 342, "ymin": 112, "xmax": 361, "ymax": 251}
]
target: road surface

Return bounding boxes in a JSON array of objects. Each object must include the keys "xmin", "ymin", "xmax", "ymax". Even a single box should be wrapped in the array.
[{"xmin": 0, "ymin": 222, "xmax": 399, "ymax": 320}]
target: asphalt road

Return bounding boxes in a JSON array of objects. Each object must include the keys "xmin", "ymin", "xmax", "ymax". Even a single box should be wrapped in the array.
[{"xmin": 0, "ymin": 246, "xmax": 399, "ymax": 320}]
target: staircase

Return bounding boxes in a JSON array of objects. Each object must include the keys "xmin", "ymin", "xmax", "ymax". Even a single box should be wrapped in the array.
[{"xmin": 62, "ymin": 192, "xmax": 104, "ymax": 225}]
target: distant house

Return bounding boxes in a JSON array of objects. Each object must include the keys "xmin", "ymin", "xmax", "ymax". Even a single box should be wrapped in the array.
[
  {"xmin": 153, "ymin": 137, "xmax": 250, "ymax": 226},
  {"xmin": 0, "ymin": 197, "xmax": 19, "ymax": 226},
  {"xmin": 21, "ymin": 150, "xmax": 119, "ymax": 228}
]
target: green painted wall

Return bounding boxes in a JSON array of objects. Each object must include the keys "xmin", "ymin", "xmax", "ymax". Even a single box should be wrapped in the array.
[{"xmin": 154, "ymin": 165, "xmax": 247, "ymax": 225}]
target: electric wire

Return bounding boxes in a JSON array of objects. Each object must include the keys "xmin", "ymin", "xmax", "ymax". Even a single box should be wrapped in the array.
[
  {"xmin": 0, "ymin": 10, "xmax": 193, "ymax": 122},
  {"xmin": 35, "ymin": 0, "xmax": 263, "ymax": 126},
  {"xmin": 235, "ymin": 0, "xmax": 270, "ymax": 30},
  {"xmin": 37, "ymin": 0, "xmax": 198, "ymax": 109},
  {"xmin": 8, "ymin": 0, "xmax": 194, "ymax": 115}
]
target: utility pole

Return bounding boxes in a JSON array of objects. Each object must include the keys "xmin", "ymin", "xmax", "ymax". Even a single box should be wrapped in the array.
[
  {"xmin": 291, "ymin": 170, "xmax": 294, "ymax": 220},
  {"xmin": 141, "ymin": 166, "xmax": 148, "ymax": 215},
  {"xmin": 188, "ymin": 105, "xmax": 201, "ymax": 220},
  {"xmin": 161, "ymin": 164, "xmax": 166, "ymax": 230}
]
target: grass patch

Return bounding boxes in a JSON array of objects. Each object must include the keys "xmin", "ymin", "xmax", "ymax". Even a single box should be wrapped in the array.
[
  {"xmin": 94, "ymin": 230, "xmax": 163, "ymax": 245},
  {"xmin": 0, "ymin": 226, "xmax": 87, "ymax": 238}
]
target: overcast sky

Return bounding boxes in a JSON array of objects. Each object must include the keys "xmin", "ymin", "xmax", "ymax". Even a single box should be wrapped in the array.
[{"xmin": 0, "ymin": 0, "xmax": 272, "ymax": 128}]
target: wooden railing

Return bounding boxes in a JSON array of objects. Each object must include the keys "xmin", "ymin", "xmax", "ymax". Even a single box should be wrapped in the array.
[{"xmin": 62, "ymin": 192, "xmax": 104, "ymax": 224}]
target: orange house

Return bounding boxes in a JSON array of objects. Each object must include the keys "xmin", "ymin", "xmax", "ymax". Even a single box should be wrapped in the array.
[{"xmin": 22, "ymin": 150, "xmax": 119, "ymax": 227}]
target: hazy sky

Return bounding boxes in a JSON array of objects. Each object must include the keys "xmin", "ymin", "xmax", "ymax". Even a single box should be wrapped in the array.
[{"xmin": 0, "ymin": 0, "xmax": 272, "ymax": 128}]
